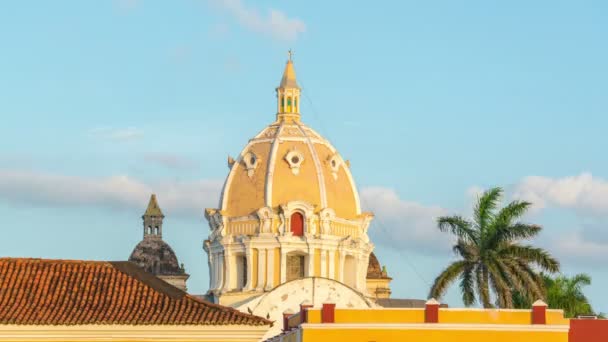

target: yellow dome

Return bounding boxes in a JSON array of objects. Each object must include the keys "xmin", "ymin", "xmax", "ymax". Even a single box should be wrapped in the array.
[{"xmin": 219, "ymin": 120, "xmax": 361, "ymax": 219}]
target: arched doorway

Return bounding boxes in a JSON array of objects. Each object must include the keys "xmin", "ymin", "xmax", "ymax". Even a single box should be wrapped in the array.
[{"xmin": 290, "ymin": 212, "xmax": 304, "ymax": 236}]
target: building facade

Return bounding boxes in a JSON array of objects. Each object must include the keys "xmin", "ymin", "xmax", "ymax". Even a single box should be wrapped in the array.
[
  {"xmin": 204, "ymin": 57, "xmax": 376, "ymax": 306},
  {"xmin": 273, "ymin": 299, "xmax": 572, "ymax": 342}
]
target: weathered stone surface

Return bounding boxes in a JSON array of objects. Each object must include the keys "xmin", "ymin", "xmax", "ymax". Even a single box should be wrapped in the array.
[{"xmin": 129, "ymin": 238, "xmax": 184, "ymax": 276}]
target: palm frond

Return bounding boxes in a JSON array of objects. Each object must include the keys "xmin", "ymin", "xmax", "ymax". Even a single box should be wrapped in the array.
[
  {"xmin": 429, "ymin": 260, "xmax": 469, "ymax": 300},
  {"xmin": 452, "ymin": 239, "xmax": 478, "ymax": 261},
  {"xmin": 486, "ymin": 223, "xmax": 542, "ymax": 250},
  {"xmin": 500, "ymin": 245, "xmax": 560, "ymax": 273},
  {"xmin": 438, "ymin": 216, "xmax": 478, "ymax": 243},
  {"xmin": 474, "ymin": 187, "xmax": 502, "ymax": 232},
  {"xmin": 494, "ymin": 200, "xmax": 532, "ymax": 226},
  {"xmin": 487, "ymin": 261, "xmax": 513, "ymax": 308},
  {"xmin": 460, "ymin": 264, "xmax": 476, "ymax": 306},
  {"xmin": 476, "ymin": 265, "xmax": 492, "ymax": 308}
]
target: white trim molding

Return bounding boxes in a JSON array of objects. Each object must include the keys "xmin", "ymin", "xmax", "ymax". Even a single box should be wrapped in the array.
[{"xmin": 0, "ymin": 325, "xmax": 269, "ymax": 342}]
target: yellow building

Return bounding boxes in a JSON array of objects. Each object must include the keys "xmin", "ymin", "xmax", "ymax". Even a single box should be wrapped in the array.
[
  {"xmin": 272, "ymin": 299, "xmax": 570, "ymax": 342},
  {"xmin": 203, "ymin": 55, "xmax": 392, "ymax": 339}
]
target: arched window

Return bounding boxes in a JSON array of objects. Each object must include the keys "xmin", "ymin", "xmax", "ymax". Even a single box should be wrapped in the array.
[
  {"xmin": 287, "ymin": 97, "xmax": 292, "ymax": 112},
  {"xmin": 147, "ymin": 226, "xmax": 152, "ymax": 235},
  {"xmin": 280, "ymin": 96, "xmax": 285, "ymax": 112},
  {"xmin": 294, "ymin": 97, "xmax": 298, "ymax": 112},
  {"xmin": 291, "ymin": 212, "xmax": 304, "ymax": 237},
  {"xmin": 154, "ymin": 226, "xmax": 159, "ymax": 235}
]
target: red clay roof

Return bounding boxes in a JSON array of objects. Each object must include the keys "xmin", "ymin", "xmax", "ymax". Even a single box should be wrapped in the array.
[{"xmin": 0, "ymin": 258, "xmax": 271, "ymax": 326}]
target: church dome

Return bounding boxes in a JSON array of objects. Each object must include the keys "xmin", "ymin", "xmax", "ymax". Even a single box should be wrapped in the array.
[
  {"xmin": 367, "ymin": 252, "xmax": 390, "ymax": 279},
  {"xmin": 129, "ymin": 238, "xmax": 184, "ymax": 276},
  {"xmin": 204, "ymin": 55, "xmax": 375, "ymax": 304},
  {"xmin": 129, "ymin": 194, "xmax": 188, "ymax": 280},
  {"xmin": 219, "ymin": 60, "xmax": 362, "ymax": 220}
]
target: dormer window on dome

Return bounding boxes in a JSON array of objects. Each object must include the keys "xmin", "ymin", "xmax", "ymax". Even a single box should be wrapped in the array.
[
  {"xmin": 242, "ymin": 151, "xmax": 259, "ymax": 178},
  {"xmin": 284, "ymin": 149, "xmax": 304, "ymax": 175},
  {"xmin": 327, "ymin": 154, "xmax": 343, "ymax": 180}
]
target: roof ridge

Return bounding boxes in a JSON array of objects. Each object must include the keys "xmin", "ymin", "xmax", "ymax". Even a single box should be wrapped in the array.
[{"xmin": 0, "ymin": 257, "xmax": 112, "ymax": 264}]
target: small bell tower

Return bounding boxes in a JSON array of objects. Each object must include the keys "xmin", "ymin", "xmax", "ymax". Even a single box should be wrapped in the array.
[
  {"xmin": 143, "ymin": 194, "xmax": 164, "ymax": 239},
  {"xmin": 276, "ymin": 50, "xmax": 301, "ymax": 122}
]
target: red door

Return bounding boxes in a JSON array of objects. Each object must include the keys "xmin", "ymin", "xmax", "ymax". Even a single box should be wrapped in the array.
[{"xmin": 291, "ymin": 213, "xmax": 304, "ymax": 236}]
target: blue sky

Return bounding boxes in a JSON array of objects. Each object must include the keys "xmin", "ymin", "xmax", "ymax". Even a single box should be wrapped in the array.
[{"xmin": 1, "ymin": 0, "xmax": 608, "ymax": 311}]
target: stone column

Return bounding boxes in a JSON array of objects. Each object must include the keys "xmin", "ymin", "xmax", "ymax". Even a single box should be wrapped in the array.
[
  {"xmin": 280, "ymin": 248, "xmax": 287, "ymax": 283},
  {"xmin": 328, "ymin": 250, "xmax": 336, "ymax": 280},
  {"xmin": 338, "ymin": 251, "xmax": 345, "ymax": 283},
  {"xmin": 307, "ymin": 247, "xmax": 315, "ymax": 277},
  {"xmin": 217, "ymin": 252, "xmax": 225, "ymax": 292},
  {"xmin": 223, "ymin": 249, "xmax": 233, "ymax": 291},
  {"xmin": 266, "ymin": 249, "xmax": 275, "ymax": 290},
  {"xmin": 257, "ymin": 248, "xmax": 266, "ymax": 290},
  {"xmin": 355, "ymin": 255, "xmax": 365, "ymax": 291},
  {"xmin": 244, "ymin": 247, "xmax": 254, "ymax": 291},
  {"xmin": 208, "ymin": 252, "xmax": 215, "ymax": 290},
  {"xmin": 320, "ymin": 249, "xmax": 328, "ymax": 278}
]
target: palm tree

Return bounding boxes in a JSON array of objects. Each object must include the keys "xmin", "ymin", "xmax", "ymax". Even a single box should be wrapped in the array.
[
  {"xmin": 546, "ymin": 274, "xmax": 594, "ymax": 317},
  {"xmin": 429, "ymin": 187, "xmax": 560, "ymax": 308},
  {"xmin": 513, "ymin": 273, "xmax": 599, "ymax": 317}
]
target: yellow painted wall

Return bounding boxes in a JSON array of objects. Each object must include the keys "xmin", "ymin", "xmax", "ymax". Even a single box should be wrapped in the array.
[
  {"xmin": 224, "ymin": 142, "xmax": 270, "ymax": 217},
  {"xmin": 314, "ymin": 249, "xmax": 321, "ymax": 277},
  {"xmin": 272, "ymin": 141, "xmax": 321, "ymax": 210},
  {"xmin": 306, "ymin": 310, "xmax": 322, "ymax": 324},
  {"xmin": 336, "ymin": 309, "xmax": 425, "ymax": 324},
  {"xmin": 264, "ymin": 249, "xmax": 268, "ymax": 285},
  {"xmin": 251, "ymin": 249, "xmax": 258, "ymax": 288},
  {"xmin": 547, "ymin": 310, "xmax": 570, "ymax": 325},
  {"xmin": 274, "ymin": 248, "xmax": 280, "ymax": 286},
  {"xmin": 325, "ymin": 250, "xmax": 330, "ymax": 277},
  {"xmin": 314, "ymin": 308, "xmax": 569, "ymax": 326},
  {"xmin": 302, "ymin": 328, "xmax": 568, "ymax": 342},
  {"xmin": 440, "ymin": 309, "xmax": 532, "ymax": 325},
  {"xmin": 313, "ymin": 143, "xmax": 358, "ymax": 219}
]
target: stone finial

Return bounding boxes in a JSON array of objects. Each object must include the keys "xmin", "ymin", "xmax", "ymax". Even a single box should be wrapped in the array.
[{"xmin": 533, "ymin": 299, "xmax": 548, "ymax": 307}]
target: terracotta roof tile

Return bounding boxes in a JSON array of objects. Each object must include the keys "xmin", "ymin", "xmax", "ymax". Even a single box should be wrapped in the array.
[{"xmin": 0, "ymin": 258, "xmax": 271, "ymax": 326}]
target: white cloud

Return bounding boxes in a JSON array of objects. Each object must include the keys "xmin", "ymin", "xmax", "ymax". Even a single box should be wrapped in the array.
[
  {"xmin": 89, "ymin": 127, "xmax": 144, "ymax": 142},
  {"xmin": 552, "ymin": 231, "xmax": 608, "ymax": 264},
  {"xmin": 463, "ymin": 173, "xmax": 608, "ymax": 263},
  {"xmin": 210, "ymin": 0, "xmax": 306, "ymax": 41},
  {"xmin": 513, "ymin": 173, "xmax": 608, "ymax": 215},
  {"xmin": 360, "ymin": 187, "xmax": 452, "ymax": 253},
  {"xmin": 0, "ymin": 170, "xmax": 222, "ymax": 219}
]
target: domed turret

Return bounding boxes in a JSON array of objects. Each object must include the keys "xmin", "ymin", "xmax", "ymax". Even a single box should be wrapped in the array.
[
  {"xmin": 129, "ymin": 194, "xmax": 189, "ymax": 291},
  {"xmin": 204, "ymin": 55, "xmax": 374, "ymax": 306},
  {"xmin": 366, "ymin": 252, "xmax": 392, "ymax": 299}
]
